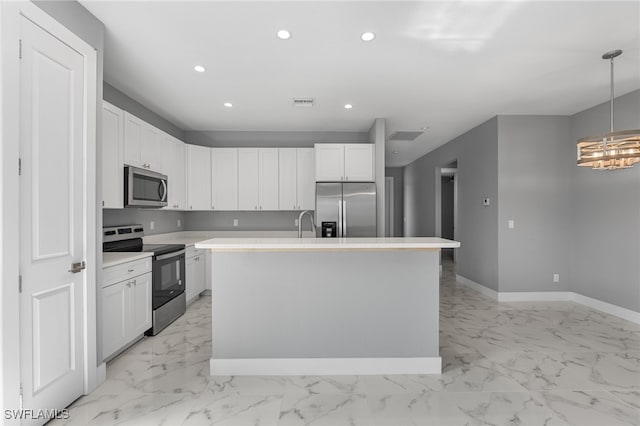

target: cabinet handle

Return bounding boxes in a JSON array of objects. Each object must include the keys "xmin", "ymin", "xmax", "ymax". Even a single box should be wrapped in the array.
[
  {"xmin": 126, "ymin": 281, "xmax": 131, "ymax": 287},
  {"xmin": 132, "ymin": 279, "xmax": 136, "ymax": 285},
  {"xmin": 127, "ymin": 268, "xmax": 134, "ymax": 273},
  {"xmin": 254, "ymin": 206, "xmax": 257, "ymax": 210},
  {"xmin": 260, "ymin": 206, "xmax": 262, "ymax": 210},
  {"xmin": 190, "ymin": 206, "xmax": 193, "ymax": 210},
  {"xmin": 212, "ymin": 205, "xmax": 214, "ymax": 210}
]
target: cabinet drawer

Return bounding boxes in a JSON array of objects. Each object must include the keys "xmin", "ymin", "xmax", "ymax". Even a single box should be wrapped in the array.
[
  {"xmin": 186, "ymin": 246, "xmax": 200, "ymax": 259},
  {"xmin": 103, "ymin": 257, "xmax": 152, "ymax": 288}
]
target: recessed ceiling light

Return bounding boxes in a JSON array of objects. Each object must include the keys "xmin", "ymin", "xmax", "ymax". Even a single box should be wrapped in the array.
[
  {"xmin": 344, "ymin": 104, "xmax": 353, "ymax": 109},
  {"xmin": 420, "ymin": 126, "xmax": 430, "ymax": 130},
  {"xmin": 392, "ymin": 151, "xmax": 399, "ymax": 154},
  {"xmin": 224, "ymin": 102, "xmax": 233, "ymax": 108},
  {"xmin": 194, "ymin": 65, "xmax": 206, "ymax": 73},
  {"xmin": 361, "ymin": 32, "xmax": 375, "ymax": 42},
  {"xmin": 277, "ymin": 30, "xmax": 291, "ymax": 40}
]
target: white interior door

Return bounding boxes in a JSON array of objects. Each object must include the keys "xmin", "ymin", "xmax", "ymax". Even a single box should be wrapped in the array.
[{"xmin": 19, "ymin": 16, "xmax": 85, "ymax": 421}]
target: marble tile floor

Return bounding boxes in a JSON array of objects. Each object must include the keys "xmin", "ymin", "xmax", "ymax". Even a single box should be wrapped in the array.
[{"xmin": 51, "ymin": 261, "xmax": 639, "ymax": 426}]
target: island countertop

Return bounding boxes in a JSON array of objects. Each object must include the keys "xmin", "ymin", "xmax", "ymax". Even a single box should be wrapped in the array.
[{"xmin": 195, "ymin": 236, "xmax": 460, "ymax": 252}]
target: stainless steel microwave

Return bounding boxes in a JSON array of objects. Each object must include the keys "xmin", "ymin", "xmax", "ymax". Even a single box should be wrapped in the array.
[{"xmin": 124, "ymin": 165, "xmax": 168, "ymax": 208}]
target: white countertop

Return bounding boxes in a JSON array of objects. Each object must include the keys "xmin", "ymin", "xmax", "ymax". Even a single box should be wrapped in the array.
[
  {"xmin": 195, "ymin": 237, "xmax": 460, "ymax": 252},
  {"xmin": 103, "ymin": 252, "xmax": 152, "ymax": 268}
]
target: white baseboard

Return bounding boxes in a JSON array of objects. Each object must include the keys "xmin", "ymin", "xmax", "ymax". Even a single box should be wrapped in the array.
[
  {"xmin": 455, "ymin": 275, "xmax": 639, "ymax": 325},
  {"xmin": 498, "ymin": 291, "xmax": 571, "ymax": 302},
  {"xmin": 456, "ymin": 275, "xmax": 498, "ymax": 300},
  {"xmin": 96, "ymin": 362, "xmax": 107, "ymax": 386},
  {"xmin": 210, "ymin": 357, "xmax": 442, "ymax": 376},
  {"xmin": 570, "ymin": 292, "xmax": 640, "ymax": 324}
]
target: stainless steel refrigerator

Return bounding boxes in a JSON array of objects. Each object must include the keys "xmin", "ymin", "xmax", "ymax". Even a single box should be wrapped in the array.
[{"xmin": 315, "ymin": 182, "xmax": 377, "ymax": 237}]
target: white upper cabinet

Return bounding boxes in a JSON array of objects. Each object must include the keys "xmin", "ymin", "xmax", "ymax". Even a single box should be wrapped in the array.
[
  {"xmin": 296, "ymin": 148, "xmax": 316, "ymax": 210},
  {"xmin": 344, "ymin": 144, "xmax": 374, "ymax": 181},
  {"xmin": 211, "ymin": 148, "xmax": 238, "ymax": 210},
  {"xmin": 314, "ymin": 144, "xmax": 345, "ymax": 181},
  {"xmin": 279, "ymin": 148, "xmax": 315, "ymax": 210},
  {"xmin": 238, "ymin": 148, "xmax": 278, "ymax": 211},
  {"xmin": 161, "ymin": 133, "xmax": 186, "ymax": 210},
  {"xmin": 123, "ymin": 111, "xmax": 162, "ymax": 172},
  {"xmin": 278, "ymin": 148, "xmax": 297, "ymax": 210},
  {"xmin": 102, "ymin": 101, "xmax": 124, "ymax": 208},
  {"xmin": 259, "ymin": 148, "xmax": 279, "ymax": 210},
  {"xmin": 186, "ymin": 144, "xmax": 211, "ymax": 210},
  {"xmin": 238, "ymin": 148, "xmax": 259, "ymax": 210},
  {"xmin": 314, "ymin": 143, "xmax": 374, "ymax": 182}
]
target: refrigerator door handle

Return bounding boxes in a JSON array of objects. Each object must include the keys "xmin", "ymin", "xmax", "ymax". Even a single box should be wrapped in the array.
[
  {"xmin": 343, "ymin": 200, "xmax": 347, "ymax": 237},
  {"xmin": 338, "ymin": 199, "xmax": 343, "ymax": 237}
]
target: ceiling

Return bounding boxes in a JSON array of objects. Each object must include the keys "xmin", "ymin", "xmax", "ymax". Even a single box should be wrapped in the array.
[{"xmin": 80, "ymin": 1, "xmax": 640, "ymax": 167}]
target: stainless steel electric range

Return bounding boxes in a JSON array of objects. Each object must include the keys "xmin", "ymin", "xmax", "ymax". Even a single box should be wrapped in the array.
[{"xmin": 103, "ymin": 225, "xmax": 186, "ymax": 335}]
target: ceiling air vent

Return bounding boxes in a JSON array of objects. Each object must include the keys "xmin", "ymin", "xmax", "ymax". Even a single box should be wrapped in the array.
[
  {"xmin": 388, "ymin": 131, "xmax": 424, "ymax": 141},
  {"xmin": 292, "ymin": 97, "xmax": 315, "ymax": 108}
]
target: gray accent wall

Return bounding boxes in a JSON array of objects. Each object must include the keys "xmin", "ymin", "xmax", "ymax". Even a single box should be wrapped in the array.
[
  {"xmin": 103, "ymin": 82, "xmax": 185, "ymax": 140},
  {"xmin": 404, "ymin": 117, "xmax": 499, "ymax": 291},
  {"xmin": 385, "ymin": 167, "xmax": 404, "ymax": 237},
  {"xmin": 569, "ymin": 90, "xmax": 640, "ymax": 312},
  {"xmin": 184, "ymin": 130, "xmax": 369, "ymax": 147},
  {"xmin": 103, "ymin": 209, "xmax": 186, "ymax": 236},
  {"xmin": 497, "ymin": 116, "xmax": 572, "ymax": 293}
]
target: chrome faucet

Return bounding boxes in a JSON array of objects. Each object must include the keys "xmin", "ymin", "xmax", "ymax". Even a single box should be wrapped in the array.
[{"xmin": 298, "ymin": 210, "xmax": 316, "ymax": 238}]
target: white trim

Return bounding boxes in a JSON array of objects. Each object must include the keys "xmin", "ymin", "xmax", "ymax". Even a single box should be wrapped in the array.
[
  {"xmin": 498, "ymin": 292, "xmax": 571, "ymax": 302},
  {"xmin": 455, "ymin": 276, "xmax": 639, "ymax": 325},
  {"xmin": 96, "ymin": 363, "xmax": 106, "ymax": 385},
  {"xmin": 456, "ymin": 274, "xmax": 498, "ymax": 300},
  {"xmin": 570, "ymin": 292, "xmax": 640, "ymax": 324},
  {"xmin": 210, "ymin": 357, "xmax": 442, "ymax": 376}
]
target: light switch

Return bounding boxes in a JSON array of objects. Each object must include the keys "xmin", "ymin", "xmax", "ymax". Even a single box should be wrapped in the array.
[
  {"xmin": 233, "ymin": 219, "xmax": 239, "ymax": 227},
  {"xmin": 150, "ymin": 221, "xmax": 155, "ymax": 231},
  {"xmin": 294, "ymin": 219, "xmax": 299, "ymax": 226},
  {"xmin": 508, "ymin": 220, "xmax": 515, "ymax": 229},
  {"xmin": 177, "ymin": 219, "xmax": 181, "ymax": 228}
]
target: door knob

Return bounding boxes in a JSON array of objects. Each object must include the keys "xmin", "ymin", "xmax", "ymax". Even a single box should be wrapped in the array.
[{"xmin": 69, "ymin": 261, "xmax": 86, "ymax": 273}]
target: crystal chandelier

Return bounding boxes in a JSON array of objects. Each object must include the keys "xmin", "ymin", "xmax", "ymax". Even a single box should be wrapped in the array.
[{"xmin": 576, "ymin": 49, "xmax": 640, "ymax": 170}]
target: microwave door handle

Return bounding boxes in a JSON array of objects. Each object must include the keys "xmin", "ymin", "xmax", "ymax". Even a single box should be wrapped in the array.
[{"xmin": 159, "ymin": 179, "xmax": 167, "ymax": 202}]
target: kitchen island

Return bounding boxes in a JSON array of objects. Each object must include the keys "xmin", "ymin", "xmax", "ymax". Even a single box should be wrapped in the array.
[{"xmin": 195, "ymin": 237, "xmax": 459, "ymax": 375}]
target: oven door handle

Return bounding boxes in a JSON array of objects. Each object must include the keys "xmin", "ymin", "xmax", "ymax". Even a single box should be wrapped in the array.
[{"xmin": 155, "ymin": 249, "xmax": 185, "ymax": 261}]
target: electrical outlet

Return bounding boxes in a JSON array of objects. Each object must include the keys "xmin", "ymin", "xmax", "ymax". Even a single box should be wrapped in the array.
[
  {"xmin": 177, "ymin": 219, "xmax": 181, "ymax": 228},
  {"xmin": 149, "ymin": 221, "xmax": 155, "ymax": 231},
  {"xmin": 553, "ymin": 274, "xmax": 560, "ymax": 283},
  {"xmin": 508, "ymin": 220, "xmax": 515, "ymax": 229},
  {"xmin": 233, "ymin": 219, "xmax": 239, "ymax": 227},
  {"xmin": 295, "ymin": 219, "xmax": 299, "ymax": 226}
]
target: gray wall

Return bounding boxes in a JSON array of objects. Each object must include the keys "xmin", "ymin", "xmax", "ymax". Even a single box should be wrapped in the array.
[
  {"xmin": 441, "ymin": 177, "xmax": 454, "ymax": 240},
  {"xmin": 404, "ymin": 117, "xmax": 499, "ymax": 291},
  {"xmin": 185, "ymin": 211, "xmax": 306, "ymax": 231},
  {"xmin": 385, "ymin": 167, "xmax": 404, "ymax": 237},
  {"xmin": 369, "ymin": 119, "xmax": 386, "ymax": 237},
  {"xmin": 569, "ymin": 90, "xmax": 640, "ymax": 311},
  {"xmin": 497, "ymin": 116, "xmax": 573, "ymax": 293},
  {"xmin": 104, "ymin": 82, "xmax": 185, "ymax": 140},
  {"xmin": 103, "ymin": 209, "xmax": 185, "ymax": 236},
  {"xmin": 184, "ymin": 130, "xmax": 369, "ymax": 147}
]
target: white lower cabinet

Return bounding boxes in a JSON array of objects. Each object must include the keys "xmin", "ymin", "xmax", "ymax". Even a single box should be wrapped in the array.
[
  {"xmin": 101, "ymin": 258, "xmax": 152, "ymax": 361},
  {"xmin": 186, "ymin": 247, "xmax": 206, "ymax": 303}
]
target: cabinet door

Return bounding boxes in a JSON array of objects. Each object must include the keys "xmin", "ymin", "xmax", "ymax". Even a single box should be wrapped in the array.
[
  {"xmin": 102, "ymin": 281, "xmax": 128, "ymax": 360},
  {"xmin": 238, "ymin": 148, "xmax": 259, "ymax": 211},
  {"xmin": 186, "ymin": 255, "xmax": 204, "ymax": 302},
  {"xmin": 123, "ymin": 112, "xmax": 143, "ymax": 167},
  {"xmin": 278, "ymin": 148, "xmax": 297, "ymax": 210},
  {"xmin": 259, "ymin": 148, "xmax": 279, "ymax": 210},
  {"xmin": 297, "ymin": 148, "xmax": 316, "ymax": 210},
  {"xmin": 161, "ymin": 133, "xmax": 176, "ymax": 209},
  {"xmin": 315, "ymin": 144, "xmax": 345, "ymax": 181},
  {"xmin": 141, "ymin": 123, "xmax": 162, "ymax": 171},
  {"xmin": 186, "ymin": 144, "xmax": 211, "ymax": 210},
  {"xmin": 129, "ymin": 272, "xmax": 152, "ymax": 338},
  {"xmin": 173, "ymin": 140, "xmax": 186, "ymax": 210},
  {"xmin": 195, "ymin": 254, "xmax": 205, "ymax": 295},
  {"xmin": 344, "ymin": 144, "xmax": 374, "ymax": 181},
  {"xmin": 102, "ymin": 101, "xmax": 124, "ymax": 208},
  {"xmin": 211, "ymin": 148, "xmax": 238, "ymax": 210}
]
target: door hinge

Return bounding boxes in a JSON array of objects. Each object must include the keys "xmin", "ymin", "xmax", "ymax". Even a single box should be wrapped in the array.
[
  {"xmin": 18, "ymin": 275, "xmax": 22, "ymax": 293},
  {"xmin": 19, "ymin": 384, "xmax": 23, "ymax": 410},
  {"xmin": 19, "ymin": 39, "xmax": 22, "ymax": 59},
  {"xmin": 18, "ymin": 158, "xmax": 21, "ymax": 176}
]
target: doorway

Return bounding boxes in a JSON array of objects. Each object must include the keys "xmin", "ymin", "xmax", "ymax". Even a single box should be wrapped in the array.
[
  {"xmin": 438, "ymin": 162, "xmax": 457, "ymax": 270},
  {"xmin": 385, "ymin": 176, "xmax": 394, "ymax": 237}
]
